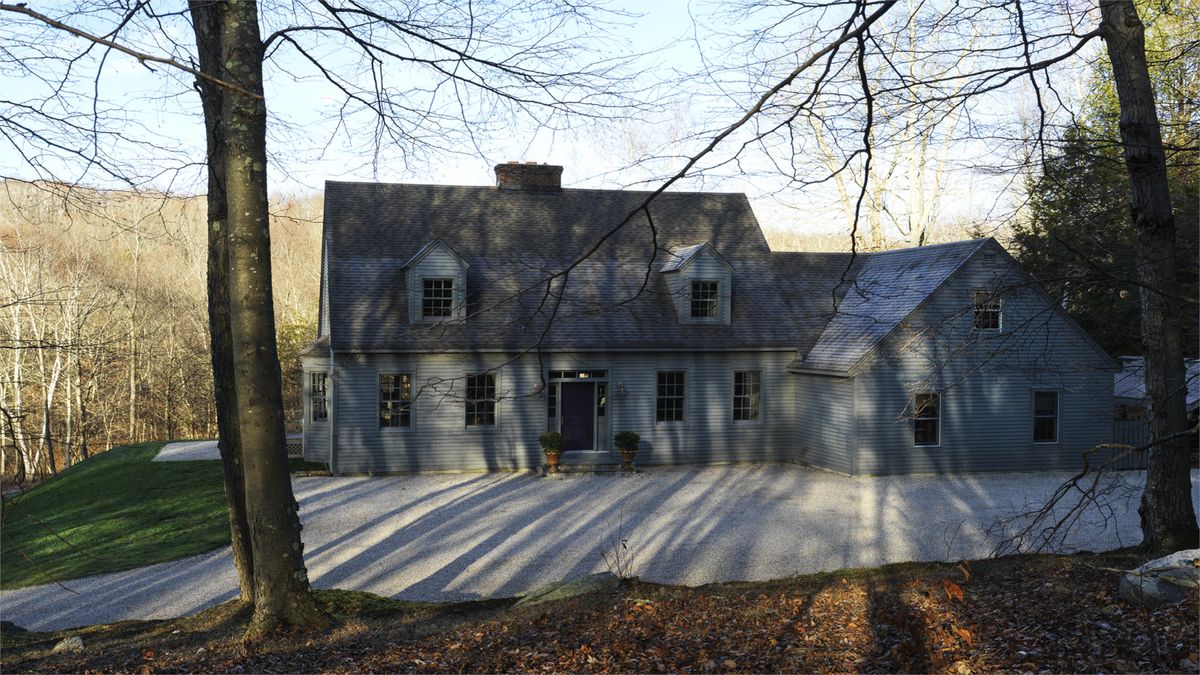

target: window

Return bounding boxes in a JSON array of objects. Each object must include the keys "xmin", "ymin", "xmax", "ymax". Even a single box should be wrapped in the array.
[
  {"xmin": 547, "ymin": 382, "xmax": 557, "ymax": 418},
  {"xmin": 733, "ymin": 370, "xmax": 761, "ymax": 421},
  {"xmin": 422, "ymin": 278, "xmax": 454, "ymax": 318},
  {"xmin": 690, "ymin": 280, "xmax": 719, "ymax": 318},
  {"xmin": 913, "ymin": 392, "xmax": 940, "ymax": 446},
  {"xmin": 1033, "ymin": 391, "xmax": 1058, "ymax": 443},
  {"xmin": 379, "ymin": 373, "xmax": 412, "ymax": 428},
  {"xmin": 465, "ymin": 373, "xmax": 496, "ymax": 426},
  {"xmin": 656, "ymin": 371, "xmax": 685, "ymax": 422},
  {"xmin": 972, "ymin": 291, "xmax": 1001, "ymax": 330},
  {"xmin": 597, "ymin": 383, "xmax": 607, "ymax": 417},
  {"xmin": 310, "ymin": 372, "xmax": 328, "ymax": 422}
]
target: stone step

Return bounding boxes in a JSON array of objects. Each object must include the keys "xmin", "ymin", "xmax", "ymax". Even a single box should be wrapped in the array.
[{"xmin": 543, "ymin": 462, "xmax": 636, "ymax": 478}]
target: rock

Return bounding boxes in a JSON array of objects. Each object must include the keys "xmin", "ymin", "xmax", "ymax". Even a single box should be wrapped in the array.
[
  {"xmin": 513, "ymin": 572, "xmax": 620, "ymax": 608},
  {"xmin": 1119, "ymin": 548, "xmax": 1200, "ymax": 609},
  {"xmin": 51, "ymin": 636, "xmax": 84, "ymax": 654},
  {"xmin": 0, "ymin": 620, "xmax": 27, "ymax": 634}
]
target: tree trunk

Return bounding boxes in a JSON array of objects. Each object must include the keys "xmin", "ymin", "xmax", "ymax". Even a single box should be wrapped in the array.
[
  {"xmin": 189, "ymin": 0, "xmax": 256, "ymax": 605},
  {"xmin": 216, "ymin": 0, "xmax": 324, "ymax": 635},
  {"xmin": 1100, "ymin": 0, "xmax": 1199, "ymax": 552}
]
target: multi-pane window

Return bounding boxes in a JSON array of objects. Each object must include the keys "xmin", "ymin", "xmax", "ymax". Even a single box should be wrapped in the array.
[
  {"xmin": 690, "ymin": 280, "xmax": 719, "ymax": 318},
  {"xmin": 422, "ymin": 278, "xmax": 454, "ymax": 318},
  {"xmin": 379, "ymin": 373, "xmax": 412, "ymax": 428},
  {"xmin": 972, "ymin": 291, "xmax": 1001, "ymax": 330},
  {"xmin": 597, "ymin": 383, "xmax": 607, "ymax": 417},
  {"xmin": 656, "ymin": 371, "xmax": 685, "ymax": 422},
  {"xmin": 465, "ymin": 373, "xmax": 496, "ymax": 426},
  {"xmin": 913, "ymin": 392, "xmax": 940, "ymax": 446},
  {"xmin": 1033, "ymin": 391, "xmax": 1059, "ymax": 443},
  {"xmin": 733, "ymin": 370, "xmax": 761, "ymax": 421},
  {"xmin": 547, "ymin": 382, "xmax": 557, "ymax": 418},
  {"xmin": 310, "ymin": 372, "xmax": 328, "ymax": 422}
]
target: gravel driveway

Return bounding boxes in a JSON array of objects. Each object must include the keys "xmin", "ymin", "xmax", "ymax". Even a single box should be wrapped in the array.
[{"xmin": 3, "ymin": 464, "xmax": 1197, "ymax": 631}]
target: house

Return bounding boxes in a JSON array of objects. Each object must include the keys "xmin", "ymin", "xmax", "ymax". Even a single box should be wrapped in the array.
[
  {"xmin": 300, "ymin": 163, "xmax": 1120, "ymax": 475},
  {"xmin": 1113, "ymin": 356, "xmax": 1199, "ymax": 422}
]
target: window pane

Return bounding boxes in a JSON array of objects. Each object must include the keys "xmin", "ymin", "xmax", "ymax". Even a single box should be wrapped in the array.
[
  {"xmin": 734, "ymin": 370, "xmax": 761, "ymax": 421},
  {"xmin": 972, "ymin": 291, "xmax": 1001, "ymax": 330},
  {"xmin": 311, "ymin": 373, "xmax": 328, "ymax": 421},
  {"xmin": 690, "ymin": 281, "xmax": 719, "ymax": 318},
  {"xmin": 1034, "ymin": 417, "xmax": 1057, "ymax": 443},
  {"xmin": 1034, "ymin": 391, "xmax": 1057, "ymax": 416},
  {"xmin": 656, "ymin": 371, "xmax": 685, "ymax": 422},
  {"xmin": 597, "ymin": 383, "xmax": 606, "ymax": 417},
  {"xmin": 466, "ymin": 373, "xmax": 496, "ymax": 426},
  {"xmin": 422, "ymin": 278, "xmax": 454, "ymax": 318},
  {"xmin": 913, "ymin": 392, "xmax": 939, "ymax": 445},
  {"xmin": 379, "ymin": 373, "xmax": 412, "ymax": 428}
]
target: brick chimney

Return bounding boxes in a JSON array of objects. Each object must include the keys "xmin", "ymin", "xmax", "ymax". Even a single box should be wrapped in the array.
[{"xmin": 494, "ymin": 161, "xmax": 563, "ymax": 192}]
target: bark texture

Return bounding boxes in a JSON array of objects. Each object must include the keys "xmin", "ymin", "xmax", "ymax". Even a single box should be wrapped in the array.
[
  {"xmin": 216, "ymin": 0, "xmax": 324, "ymax": 633},
  {"xmin": 188, "ymin": 0, "xmax": 256, "ymax": 603},
  {"xmin": 1099, "ymin": 0, "xmax": 1199, "ymax": 552}
]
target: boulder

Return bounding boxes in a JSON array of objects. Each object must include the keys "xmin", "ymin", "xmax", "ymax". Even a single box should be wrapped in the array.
[
  {"xmin": 514, "ymin": 572, "xmax": 620, "ymax": 608},
  {"xmin": 51, "ymin": 636, "xmax": 84, "ymax": 654},
  {"xmin": 1119, "ymin": 548, "xmax": 1200, "ymax": 609}
]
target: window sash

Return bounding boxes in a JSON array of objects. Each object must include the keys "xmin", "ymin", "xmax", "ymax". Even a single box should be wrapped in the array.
[
  {"xmin": 972, "ymin": 291, "xmax": 1001, "ymax": 330},
  {"xmin": 733, "ymin": 370, "xmax": 761, "ymax": 421},
  {"xmin": 1033, "ymin": 391, "xmax": 1058, "ymax": 443},
  {"xmin": 310, "ymin": 372, "xmax": 328, "ymax": 422},
  {"xmin": 422, "ymin": 278, "xmax": 454, "ymax": 318},
  {"xmin": 913, "ymin": 392, "xmax": 940, "ymax": 446},
  {"xmin": 656, "ymin": 371, "xmax": 685, "ymax": 422},
  {"xmin": 379, "ymin": 373, "xmax": 412, "ymax": 428},
  {"xmin": 690, "ymin": 281, "xmax": 719, "ymax": 318},
  {"xmin": 465, "ymin": 373, "xmax": 496, "ymax": 426}
]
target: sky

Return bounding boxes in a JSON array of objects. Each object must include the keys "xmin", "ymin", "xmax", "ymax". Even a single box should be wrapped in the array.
[{"xmin": 0, "ymin": 0, "xmax": 1102, "ymax": 240}]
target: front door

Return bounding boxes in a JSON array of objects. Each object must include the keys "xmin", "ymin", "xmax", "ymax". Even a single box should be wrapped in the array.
[{"xmin": 560, "ymin": 382, "xmax": 595, "ymax": 451}]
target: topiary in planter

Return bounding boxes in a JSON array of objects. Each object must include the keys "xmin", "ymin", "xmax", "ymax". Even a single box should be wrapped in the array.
[
  {"xmin": 614, "ymin": 431, "xmax": 639, "ymax": 469},
  {"xmin": 539, "ymin": 431, "xmax": 564, "ymax": 473}
]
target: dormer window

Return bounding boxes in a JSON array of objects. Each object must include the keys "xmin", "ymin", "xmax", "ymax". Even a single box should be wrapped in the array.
[
  {"xmin": 690, "ymin": 280, "xmax": 719, "ymax": 318},
  {"xmin": 972, "ymin": 291, "xmax": 1001, "ymax": 331},
  {"xmin": 422, "ymin": 278, "xmax": 454, "ymax": 318}
]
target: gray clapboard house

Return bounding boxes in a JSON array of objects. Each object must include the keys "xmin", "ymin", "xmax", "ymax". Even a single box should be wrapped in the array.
[{"xmin": 300, "ymin": 163, "xmax": 1119, "ymax": 475}]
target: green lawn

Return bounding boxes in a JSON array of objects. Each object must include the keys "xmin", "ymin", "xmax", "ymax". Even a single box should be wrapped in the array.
[{"xmin": 0, "ymin": 442, "xmax": 230, "ymax": 589}]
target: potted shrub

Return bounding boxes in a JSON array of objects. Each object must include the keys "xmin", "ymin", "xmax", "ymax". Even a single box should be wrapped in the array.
[
  {"xmin": 539, "ymin": 431, "xmax": 564, "ymax": 473},
  {"xmin": 614, "ymin": 431, "xmax": 640, "ymax": 469}
]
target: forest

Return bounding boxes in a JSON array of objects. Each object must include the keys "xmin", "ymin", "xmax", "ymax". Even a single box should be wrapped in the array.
[{"xmin": 0, "ymin": 182, "xmax": 320, "ymax": 481}]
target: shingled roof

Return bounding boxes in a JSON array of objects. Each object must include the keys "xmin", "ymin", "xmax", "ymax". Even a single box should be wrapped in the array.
[{"xmin": 317, "ymin": 180, "xmax": 994, "ymax": 368}]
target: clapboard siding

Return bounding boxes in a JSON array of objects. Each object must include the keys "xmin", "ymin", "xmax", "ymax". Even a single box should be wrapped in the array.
[
  {"xmin": 301, "ymin": 357, "xmax": 331, "ymax": 462},
  {"xmin": 317, "ymin": 350, "xmax": 795, "ymax": 473},
  {"xmin": 792, "ymin": 374, "xmax": 855, "ymax": 473},
  {"xmin": 852, "ymin": 250, "xmax": 1116, "ymax": 474}
]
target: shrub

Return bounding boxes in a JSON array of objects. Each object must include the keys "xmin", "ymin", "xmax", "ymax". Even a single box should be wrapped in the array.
[
  {"xmin": 614, "ymin": 431, "xmax": 640, "ymax": 451},
  {"xmin": 538, "ymin": 431, "xmax": 564, "ymax": 454}
]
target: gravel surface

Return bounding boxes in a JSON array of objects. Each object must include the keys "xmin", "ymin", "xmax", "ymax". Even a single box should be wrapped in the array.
[
  {"xmin": 152, "ymin": 441, "xmax": 219, "ymax": 462},
  {"xmin": 2, "ymin": 465, "xmax": 1197, "ymax": 631}
]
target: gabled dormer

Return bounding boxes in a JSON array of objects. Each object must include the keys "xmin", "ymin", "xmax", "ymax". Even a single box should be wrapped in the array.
[
  {"xmin": 660, "ymin": 242, "xmax": 733, "ymax": 325},
  {"xmin": 403, "ymin": 239, "xmax": 469, "ymax": 323}
]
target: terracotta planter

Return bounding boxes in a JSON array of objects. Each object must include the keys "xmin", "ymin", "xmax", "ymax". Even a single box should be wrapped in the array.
[
  {"xmin": 619, "ymin": 448, "xmax": 637, "ymax": 469},
  {"xmin": 545, "ymin": 452, "xmax": 561, "ymax": 473}
]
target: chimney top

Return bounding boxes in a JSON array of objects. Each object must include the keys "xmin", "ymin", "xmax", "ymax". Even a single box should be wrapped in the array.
[{"xmin": 494, "ymin": 162, "xmax": 563, "ymax": 192}]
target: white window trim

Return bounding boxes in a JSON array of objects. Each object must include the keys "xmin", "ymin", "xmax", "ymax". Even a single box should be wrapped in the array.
[
  {"xmin": 377, "ymin": 370, "xmax": 415, "ymax": 433},
  {"xmin": 689, "ymin": 279, "xmax": 722, "ymax": 322},
  {"xmin": 971, "ymin": 290, "xmax": 1003, "ymax": 332},
  {"xmin": 732, "ymin": 369, "xmax": 763, "ymax": 424},
  {"xmin": 420, "ymin": 276, "xmax": 457, "ymax": 322},
  {"xmin": 913, "ymin": 391, "xmax": 941, "ymax": 447},
  {"xmin": 463, "ymin": 370, "xmax": 500, "ymax": 430},
  {"xmin": 655, "ymin": 369, "xmax": 688, "ymax": 425},
  {"xmin": 309, "ymin": 371, "xmax": 330, "ymax": 425},
  {"xmin": 1032, "ymin": 389, "xmax": 1060, "ymax": 445}
]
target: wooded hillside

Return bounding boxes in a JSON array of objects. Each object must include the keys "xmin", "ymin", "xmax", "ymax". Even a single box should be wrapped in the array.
[{"xmin": 0, "ymin": 181, "xmax": 321, "ymax": 481}]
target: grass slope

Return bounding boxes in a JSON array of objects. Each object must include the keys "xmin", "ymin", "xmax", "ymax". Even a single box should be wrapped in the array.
[{"xmin": 0, "ymin": 442, "xmax": 229, "ymax": 589}]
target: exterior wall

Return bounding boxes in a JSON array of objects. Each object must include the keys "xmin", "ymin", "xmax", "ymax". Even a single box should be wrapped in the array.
[
  {"xmin": 301, "ymin": 356, "xmax": 332, "ymax": 462},
  {"xmin": 792, "ymin": 374, "xmax": 855, "ymax": 473},
  {"xmin": 404, "ymin": 245, "xmax": 466, "ymax": 323},
  {"xmin": 324, "ymin": 350, "xmax": 795, "ymax": 473},
  {"xmin": 851, "ymin": 249, "xmax": 1116, "ymax": 475}
]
